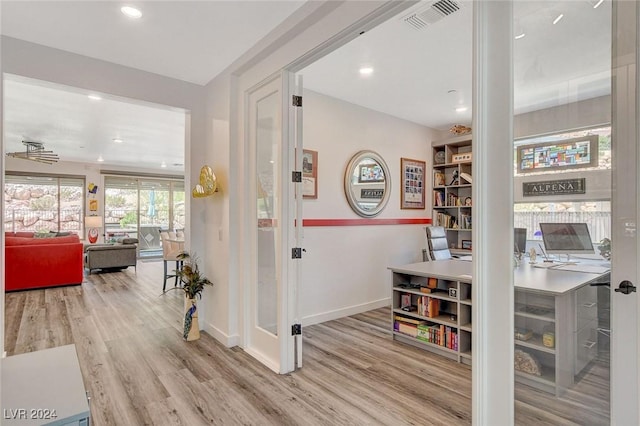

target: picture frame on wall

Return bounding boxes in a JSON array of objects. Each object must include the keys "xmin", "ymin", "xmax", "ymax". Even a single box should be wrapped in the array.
[
  {"xmin": 400, "ymin": 157, "xmax": 426, "ymax": 209},
  {"xmin": 302, "ymin": 149, "xmax": 318, "ymax": 199}
]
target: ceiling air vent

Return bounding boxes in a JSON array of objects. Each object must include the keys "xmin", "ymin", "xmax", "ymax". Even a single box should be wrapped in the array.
[{"xmin": 402, "ymin": 0, "xmax": 462, "ymax": 30}]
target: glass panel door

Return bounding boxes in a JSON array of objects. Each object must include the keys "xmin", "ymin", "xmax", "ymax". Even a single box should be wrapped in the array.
[
  {"xmin": 510, "ymin": 0, "xmax": 638, "ymax": 422},
  {"xmin": 245, "ymin": 75, "xmax": 295, "ymax": 373},
  {"xmin": 139, "ymin": 180, "xmax": 169, "ymax": 253}
]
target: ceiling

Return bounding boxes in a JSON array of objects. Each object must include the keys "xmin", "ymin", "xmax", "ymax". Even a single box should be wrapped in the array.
[
  {"xmin": 302, "ymin": 0, "xmax": 611, "ymax": 130},
  {"xmin": 1, "ymin": 0, "xmax": 613, "ymax": 170},
  {"xmin": 1, "ymin": 1, "xmax": 305, "ymax": 171}
]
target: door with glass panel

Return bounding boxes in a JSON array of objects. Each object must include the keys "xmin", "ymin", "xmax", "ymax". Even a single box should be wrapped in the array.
[
  {"xmin": 511, "ymin": 1, "xmax": 639, "ymax": 423},
  {"xmin": 245, "ymin": 74, "xmax": 298, "ymax": 374}
]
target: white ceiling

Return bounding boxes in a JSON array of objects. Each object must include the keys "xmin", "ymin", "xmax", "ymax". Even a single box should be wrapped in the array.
[
  {"xmin": 1, "ymin": 0, "xmax": 613, "ymax": 171},
  {"xmin": 1, "ymin": 1, "xmax": 305, "ymax": 171},
  {"xmin": 1, "ymin": 1, "xmax": 305, "ymax": 85},
  {"xmin": 302, "ymin": 0, "xmax": 611, "ymax": 130}
]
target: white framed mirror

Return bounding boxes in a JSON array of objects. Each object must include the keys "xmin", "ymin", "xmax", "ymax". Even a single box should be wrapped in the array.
[{"xmin": 344, "ymin": 150, "xmax": 391, "ymax": 218}]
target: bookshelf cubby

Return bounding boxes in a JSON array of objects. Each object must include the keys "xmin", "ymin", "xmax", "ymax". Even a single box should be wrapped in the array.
[
  {"xmin": 432, "ymin": 134, "xmax": 473, "ymax": 252},
  {"xmin": 390, "ymin": 265, "xmax": 473, "ymax": 365}
]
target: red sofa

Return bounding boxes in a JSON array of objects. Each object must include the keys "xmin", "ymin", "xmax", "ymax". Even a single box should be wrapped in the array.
[{"xmin": 5, "ymin": 232, "xmax": 84, "ymax": 291}]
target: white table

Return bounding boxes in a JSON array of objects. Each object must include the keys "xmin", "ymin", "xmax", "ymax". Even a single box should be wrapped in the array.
[{"xmin": 1, "ymin": 345, "xmax": 90, "ymax": 425}]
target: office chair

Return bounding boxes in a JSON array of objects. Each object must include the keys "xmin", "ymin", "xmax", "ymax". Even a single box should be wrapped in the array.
[{"xmin": 426, "ymin": 226, "xmax": 452, "ymax": 261}]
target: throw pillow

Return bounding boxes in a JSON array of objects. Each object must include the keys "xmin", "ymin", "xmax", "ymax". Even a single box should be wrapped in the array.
[{"xmin": 34, "ymin": 232, "xmax": 56, "ymax": 239}]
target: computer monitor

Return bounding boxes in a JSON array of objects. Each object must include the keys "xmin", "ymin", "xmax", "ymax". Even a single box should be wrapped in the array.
[
  {"xmin": 539, "ymin": 223, "xmax": 595, "ymax": 256},
  {"xmin": 514, "ymin": 228, "xmax": 527, "ymax": 254}
]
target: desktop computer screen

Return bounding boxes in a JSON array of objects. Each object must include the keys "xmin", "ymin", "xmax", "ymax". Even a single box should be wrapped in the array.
[
  {"xmin": 539, "ymin": 223, "xmax": 595, "ymax": 256},
  {"xmin": 514, "ymin": 228, "xmax": 527, "ymax": 254}
]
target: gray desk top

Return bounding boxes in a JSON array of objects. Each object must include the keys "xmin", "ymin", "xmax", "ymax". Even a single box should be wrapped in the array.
[
  {"xmin": 2, "ymin": 344, "xmax": 90, "ymax": 425},
  {"xmin": 389, "ymin": 260, "xmax": 610, "ymax": 295}
]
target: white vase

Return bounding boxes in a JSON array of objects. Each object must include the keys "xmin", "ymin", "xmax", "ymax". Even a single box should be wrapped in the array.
[{"xmin": 183, "ymin": 297, "xmax": 200, "ymax": 341}]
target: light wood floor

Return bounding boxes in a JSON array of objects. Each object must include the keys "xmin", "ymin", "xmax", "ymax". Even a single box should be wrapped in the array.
[{"xmin": 4, "ymin": 261, "xmax": 609, "ymax": 425}]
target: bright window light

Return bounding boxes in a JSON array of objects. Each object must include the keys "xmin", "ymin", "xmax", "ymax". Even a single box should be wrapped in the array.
[
  {"xmin": 359, "ymin": 67, "xmax": 374, "ymax": 76},
  {"xmin": 121, "ymin": 6, "xmax": 142, "ymax": 19}
]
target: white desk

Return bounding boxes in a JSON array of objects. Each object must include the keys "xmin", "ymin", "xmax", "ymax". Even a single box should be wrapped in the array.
[{"xmin": 388, "ymin": 259, "xmax": 610, "ymax": 395}]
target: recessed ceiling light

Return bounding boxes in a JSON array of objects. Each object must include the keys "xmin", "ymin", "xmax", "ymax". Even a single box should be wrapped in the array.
[
  {"xmin": 515, "ymin": 33, "xmax": 526, "ymax": 40},
  {"xmin": 121, "ymin": 6, "xmax": 142, "ymax": 19},
  {"xmin": 97, "ymin": 155, "xmax": 104, "ymax": 162},
  {"xmin": 161, "ymin": 161, "xmax": 167, "ymax": 168},
  {"xmin": 88, "ymin": 94, "xmax": 102, "ymax": 101},
  {"xmin": 552, "ymin": 14, "xmax": 564, "ymax": 25},
  {"xmin": 359, "ymin": 67, "xmax": 374, "ymax": 76},
  {"xmin": 593, "ymin": 0, "xmax": 604, "ymax": 8},
  {"xmin": 113, "ymin": 138, "xmax": 123, "ymax": 143},
  {"xmin": 455, "ymin": 106, "xmax": 468, "ymax": 113}
]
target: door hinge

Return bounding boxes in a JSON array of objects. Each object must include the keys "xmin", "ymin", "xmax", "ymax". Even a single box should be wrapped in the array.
[
  {"xmin": 292, "ymin": 95, "xmax": 302, "ymax": 107},
  {"xmin": 292, "ymin": 247, "xmax": 303, "ymax": 259},
  {"xmin": 291, "ymin": 324, "xmax": 302, "ymax": 335},
  {"xmin": 292, "ymin": 171, "xmax": 302, "ymax": 183}
]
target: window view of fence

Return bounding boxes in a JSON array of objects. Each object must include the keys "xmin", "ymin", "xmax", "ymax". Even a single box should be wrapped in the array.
[
  {"xmin": 104, "ymin": 176, "xmax": 184, "ymax": 256},
  {"xmin": 4, "ymin": 175, "xmax": 85, "ymax": 235},
  {"xmin": 515, "ymin": 202, "xmax": 611, "ymax": 244}
]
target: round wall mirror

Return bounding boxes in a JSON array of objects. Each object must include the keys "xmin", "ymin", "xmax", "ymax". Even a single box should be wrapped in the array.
[{"xmin": 344, "ymin": 150, "xmax": 391, "ymax": 217}]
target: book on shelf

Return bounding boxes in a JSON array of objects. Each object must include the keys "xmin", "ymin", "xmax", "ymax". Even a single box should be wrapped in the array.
[
  {"xmin": 416, "ymin": 296, "xmax": 440, "ymax": 318},
  {"xmin": 394, "ymin": 315, "xmax": 426, "ymax": 325},
  {"xmin": 433, "ymin": 211, "xmax": 456, "ymax": 229},
  {"xmin": 433, "ymin": 190, "xmax": 444, "ymax": 207},
  {"xmin": 401, "ymin": 293, "xmax": 411, "ymax": 309},
  {"xmin": 433, "ymin": 171, "xmax": 445, "ymax": 186},
  {"xmin": 394, "ymin": 321, "xmax": 419, "ymax": 338},
  {"xmin": 447, "ymin": 193, "xmax": 459, "ymax": 207}
]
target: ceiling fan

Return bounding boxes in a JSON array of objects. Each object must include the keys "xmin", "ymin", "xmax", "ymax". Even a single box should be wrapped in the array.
[{"xmin": 6, "ymin": 140, "xmax": 59, "ymax": 164}]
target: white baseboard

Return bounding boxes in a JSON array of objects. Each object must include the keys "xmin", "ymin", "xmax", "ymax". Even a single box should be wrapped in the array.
[
  {"xmin": 244, "ymin": 347, "xmax": 280, "ymax": 374},
  {"xmin": 302, "ymin": 298, "xmax": 390, "ymax": 327},
  {"xmin": 204, "ymin": 322, "xmax": 239, "ymax": 348}
]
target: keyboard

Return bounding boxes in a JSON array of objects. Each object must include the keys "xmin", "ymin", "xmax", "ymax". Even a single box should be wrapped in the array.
[{"xmin": 552, "ymin": 264, "xmax": 610, "ymax": 274}]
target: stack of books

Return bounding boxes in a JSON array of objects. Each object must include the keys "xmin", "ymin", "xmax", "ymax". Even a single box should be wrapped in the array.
[{"xmin": 417, "ymin": 324, "xmax": 458, "ymax": 350}]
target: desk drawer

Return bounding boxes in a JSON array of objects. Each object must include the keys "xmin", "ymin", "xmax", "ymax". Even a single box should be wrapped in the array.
[
  {"xmin": 576, "ymin": 285, "xmax": 597, "ymax": 330},
  {"xmin": 575, "ymin": 319, "xmax": 598, "ymax": 375}
]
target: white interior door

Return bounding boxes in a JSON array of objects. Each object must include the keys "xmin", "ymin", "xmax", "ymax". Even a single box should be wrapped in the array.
[{"xmin": 246, "ymin": 74, "xmax": 297, "ymax": 374}]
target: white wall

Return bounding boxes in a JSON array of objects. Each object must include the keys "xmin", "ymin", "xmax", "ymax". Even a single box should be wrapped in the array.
[
  {"xmin": 300, "ymin": 89, "xmax": 438, "ymax": 325},
  {"xmin": 200, "ymin": 1, "xmax": 411, "ymax": 347}
]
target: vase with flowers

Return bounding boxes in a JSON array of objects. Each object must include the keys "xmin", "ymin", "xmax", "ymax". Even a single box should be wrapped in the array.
[{"xmin": 167, "ymin": 252, "xmax": 213, "ymax": 341}]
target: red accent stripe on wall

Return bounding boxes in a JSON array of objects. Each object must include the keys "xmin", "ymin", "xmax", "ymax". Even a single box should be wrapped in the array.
[{"xmin": 302, "ymin": 218, "xmax": 431, "ymax": 227}]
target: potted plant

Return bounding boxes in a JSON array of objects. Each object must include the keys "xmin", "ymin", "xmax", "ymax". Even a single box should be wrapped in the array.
[{"xmin": 170, "ymin": 252, "xmax": 213, "ymax": 341}]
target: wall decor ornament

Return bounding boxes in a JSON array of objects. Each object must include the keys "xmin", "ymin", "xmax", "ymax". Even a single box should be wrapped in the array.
[
  {"xmin": 302, "ymin": 149, "xmax": 318, "ymax": 199},
  {"xmin": 192, "ymin": 166, "xmax": 218, "ymax": 198},
  {"xmin": 400, "ymin": 157, "xmax": 426, "ymax": 209}
]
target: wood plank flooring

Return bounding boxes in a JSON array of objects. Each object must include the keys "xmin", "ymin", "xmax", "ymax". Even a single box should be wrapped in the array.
[{"xmin": 4, "ymin": 261, "xmax": 609, "ymax": 425}]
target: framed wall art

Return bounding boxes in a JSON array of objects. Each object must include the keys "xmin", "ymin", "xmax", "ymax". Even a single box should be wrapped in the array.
[
  {"xmin": 401, "ymin": 157, "xmax": 426, "ymax": 209},
  {"xmin": 302, "ymin": 149, "xmax": 318, "ymax": 199}
]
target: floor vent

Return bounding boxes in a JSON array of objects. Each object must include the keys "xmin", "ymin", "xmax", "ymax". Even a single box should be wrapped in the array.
[{"xmin": 403, "ymin": 0, "xmax": 462, "ymax": 30}]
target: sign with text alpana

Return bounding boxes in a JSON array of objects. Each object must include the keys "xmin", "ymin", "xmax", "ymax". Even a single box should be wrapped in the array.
[{"xmin": 523, "ymin": 178, "xmax": 586, "ymax": 196}]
